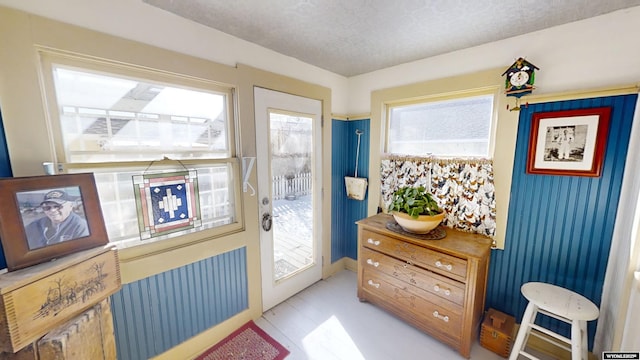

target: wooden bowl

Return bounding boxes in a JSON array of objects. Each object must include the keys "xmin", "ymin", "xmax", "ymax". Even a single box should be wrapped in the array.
[{"xmin": 391, "ymin": 211, "xmax": 445, "ymax": 234}]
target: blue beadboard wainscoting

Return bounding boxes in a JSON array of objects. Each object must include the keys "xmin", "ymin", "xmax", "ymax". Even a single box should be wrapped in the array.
[
  {"xmin": 331, "ymin": 118, "xmax": 370, "ymax": 262},
  {"xmin": 110, "ymin": 247, "xmax": 248, "ymax": 360},
  {"xmin": 487, "ymin": 94, "xmax": 638, "ymax": 351},
  {"xmin": 0, "ymin": 107, "xmax": 11, "ymax": 269}
]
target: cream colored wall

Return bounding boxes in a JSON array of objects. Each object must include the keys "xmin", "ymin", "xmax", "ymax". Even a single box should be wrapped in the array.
[
  {"xmin": 349, "ymin": 6, "xmax": 640, "ymax": 114},
  {"xmin": 0, "ymin": 0, "xmax": 350, "ymax": 113},
  {"xmin": 354, "ymin": 9, "xmax": 640, "ymax": 249},
  {"xmin": 356, "ymin": 5, "xmax": 640, "ymax": 250},
  {"xmin": 0, "ymin": 7, "xmax": 333, "ymax": 359}
]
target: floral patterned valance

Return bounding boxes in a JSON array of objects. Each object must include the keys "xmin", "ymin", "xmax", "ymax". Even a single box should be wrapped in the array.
[{"xmin": 381, "ymin": 154, "xmax": 496, "ymax": 238}]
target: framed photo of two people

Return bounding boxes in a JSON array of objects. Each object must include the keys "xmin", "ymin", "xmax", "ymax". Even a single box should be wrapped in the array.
[
  {"xmin": 526, "ymin": 107, "xmax": 611, "ymax": 177},
  {"xmin": 0, "ymin": 173, "xmax": 108, "ymax": 271}
]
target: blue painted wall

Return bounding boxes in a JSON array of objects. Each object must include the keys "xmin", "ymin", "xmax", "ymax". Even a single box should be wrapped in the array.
[
  {"xmin": 331, "ymin": 118, "xmax": 370, "ymax": 261},
  {"xmin": 0, "ymin": 108, "xmax": 12, "ymax": 269},
  {"xmin": 487, "ymin": 94, "xmax": 637, "ymax": 350},
  {"xmin": 110, "ymin": 247, "xmax": 248, "ymax": 360}
]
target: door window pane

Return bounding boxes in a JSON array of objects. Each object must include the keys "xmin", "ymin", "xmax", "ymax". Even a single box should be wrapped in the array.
[{"xmin": 270, "ymin": 112, "xmax": 314, "ymax": 280}]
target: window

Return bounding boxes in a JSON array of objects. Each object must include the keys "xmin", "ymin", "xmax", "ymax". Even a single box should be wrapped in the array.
[
  {"xmin": 387, "ymin": 94, "xmax": 494, "ymax": 157},
  {"xmin": 41, "ymin": 53, "xmax": 241, "ymax": 248}
]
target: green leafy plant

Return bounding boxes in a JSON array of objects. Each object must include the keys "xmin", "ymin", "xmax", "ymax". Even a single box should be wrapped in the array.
[{"xmin": 388, "ymin": 186, "xmax": 442, "ymax": 218}]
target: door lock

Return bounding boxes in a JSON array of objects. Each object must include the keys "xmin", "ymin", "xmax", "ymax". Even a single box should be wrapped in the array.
[{"xmin": 262, "ymin": 212, "xmax": 272, "ymax": 232}]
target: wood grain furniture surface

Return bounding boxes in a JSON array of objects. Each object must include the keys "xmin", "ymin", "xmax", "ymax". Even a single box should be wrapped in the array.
[
  {"xmin": 0, "ymin": 246, "xmax": 121, "ymax": 353},
  {"xmin": 357, "ymin": 213, "xmax": 492, "ymax": 358},
  {"xmin": 480, "ymin": 308, "xmax": 515, "ymax": 357}
]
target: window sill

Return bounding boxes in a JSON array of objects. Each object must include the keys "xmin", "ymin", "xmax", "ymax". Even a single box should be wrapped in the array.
[{"xmin": 115, "ymin": 222, "xmax": 245, "ymax": 284}]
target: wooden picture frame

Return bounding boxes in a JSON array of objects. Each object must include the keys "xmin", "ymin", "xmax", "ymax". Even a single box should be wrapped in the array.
[
  {"xmin": 526, "ymin": 107, "xmax": 611, "ymax": 177},
  {"xmin": 0, "ymin": 173, "xmax": 108, "ymax": 271}
]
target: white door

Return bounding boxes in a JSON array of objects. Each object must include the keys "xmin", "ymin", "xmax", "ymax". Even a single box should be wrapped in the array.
[{"xmin": 254, "ymin": 87, "xmax": 323, "ymax": 311}]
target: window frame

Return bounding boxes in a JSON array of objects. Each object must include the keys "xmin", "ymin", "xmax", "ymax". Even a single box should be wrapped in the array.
[
  {"xmin": 37, "ymin": 49, "xmax": 244, "ymax": 255},
  {"xmin": 384, "ymin": 88, "xmax": 499, "ymax": 158}
]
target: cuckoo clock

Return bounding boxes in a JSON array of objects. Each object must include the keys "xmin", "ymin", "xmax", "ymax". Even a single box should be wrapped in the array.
[{"xmin": 502, "ymin": 57, "xmax": 539, "ymax": 111}]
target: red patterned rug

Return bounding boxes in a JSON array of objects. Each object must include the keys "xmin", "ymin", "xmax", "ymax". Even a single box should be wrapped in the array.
[{"xmin": 195, "ymin": 320, "xmax": 289, "ymax": 360}]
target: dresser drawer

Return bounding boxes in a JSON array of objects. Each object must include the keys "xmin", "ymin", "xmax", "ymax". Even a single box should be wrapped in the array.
[
  {"xmin": 361, "ymin": 247, "xmax": 466, "ymax": 306},
  {"xmin": 362, "ymin": 229, "xmax": 468, "ymax": 281},
  {"xmin": 358, "ymin": 214, "xmax": 492, "ymax": 358},
  {"xmin": 361, "ymin": 268, "xmax": 462, "ymax": 340}
]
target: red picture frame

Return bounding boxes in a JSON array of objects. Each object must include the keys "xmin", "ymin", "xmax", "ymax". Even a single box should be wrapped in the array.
[
  {"xmin": 526, "ymin": 107, "xmax": 611, "ymax": 177},
  {"xmin": 0, "ymin": 173, "xmax": 108, "ymax": 271}
]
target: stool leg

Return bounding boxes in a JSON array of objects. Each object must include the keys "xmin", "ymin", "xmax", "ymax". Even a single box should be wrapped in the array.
[
  {"xmin": 571, "ymin": 320, "xmax": 582, "ymax": 360},
  {"xmin": 580, "ymin": 320, "xmax": 589, "ymax": 360},
  {"xmin": 509, "ymin": 303, "xmax": 538, "ymax": 360}
]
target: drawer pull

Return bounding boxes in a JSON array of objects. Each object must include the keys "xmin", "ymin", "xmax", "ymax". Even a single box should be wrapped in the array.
[
  {"xmin": 433, "ymin": 311, "xmax": 449, "ymax": 322},
  {"xmin": 367, "ymin": 280, "xmax": 380, "ymax": 288},
  {"xmin": 435, "ymin": 260, "xmax": 453, "ymax": 271},
  {"xmin": 433, "ymin": 284, "xmax": 451, "ymax": 296},
  {"xmin": 366, "ymin": 258, "xmax": 380, "ymax": 267},
  {"xmin": 367, "ymin": 238, "xmax": 381, "ymax": 246}
]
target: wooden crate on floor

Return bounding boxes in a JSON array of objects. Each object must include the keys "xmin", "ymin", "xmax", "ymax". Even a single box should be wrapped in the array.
[
  {"xmin": 0, "ymin": 344, "xmax": 37, "ymax": 360},
  {"xmin": 0, "ymin": 298, "xmax": 116, "ymax": 360},
  {"xmin": 0, "ymin": 246, "xmax": 121, "ymax": 353},
  {"xmin": 38, "ymin": 298, "xmax": 115, "ymax": 360},
  {"xmin": 480, "ymin": 308, "xmax": 515, "ymax": 358}
]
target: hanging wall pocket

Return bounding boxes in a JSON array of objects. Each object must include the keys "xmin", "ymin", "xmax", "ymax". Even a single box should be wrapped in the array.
[{"xmin": 344, "ymin": 129, "xmax": 368, "ymax": 200}]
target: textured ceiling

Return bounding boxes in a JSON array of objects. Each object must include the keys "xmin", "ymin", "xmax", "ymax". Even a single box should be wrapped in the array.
[{"xmin": 144, "ymin": 0, "xmax": 640, "ymax": 77}]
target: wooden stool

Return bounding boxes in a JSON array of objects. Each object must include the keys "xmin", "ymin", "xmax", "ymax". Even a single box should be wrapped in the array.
[{"xmin": 509, "ymin": 282, "xmax": 599, "ymax": 360}]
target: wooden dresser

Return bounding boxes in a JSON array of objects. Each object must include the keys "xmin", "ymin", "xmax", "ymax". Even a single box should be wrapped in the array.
[{"xmin": 357, "ymin": 214, "xmax": 492, "ymax": 358}]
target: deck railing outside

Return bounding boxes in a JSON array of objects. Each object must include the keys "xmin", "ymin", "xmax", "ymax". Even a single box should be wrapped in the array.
[{"xmin": 272, "ymin": 172, "xmax": 312, "ymax": 200}]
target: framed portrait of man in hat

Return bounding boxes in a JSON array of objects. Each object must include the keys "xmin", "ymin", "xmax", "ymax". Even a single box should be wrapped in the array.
[
  {"xmin": 18, "ymin": 187, "xmax": 90, "ymax": 250},
  {"xmin": 0, "ymin": 173, "xmax": 108, "ymax": 271}
]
